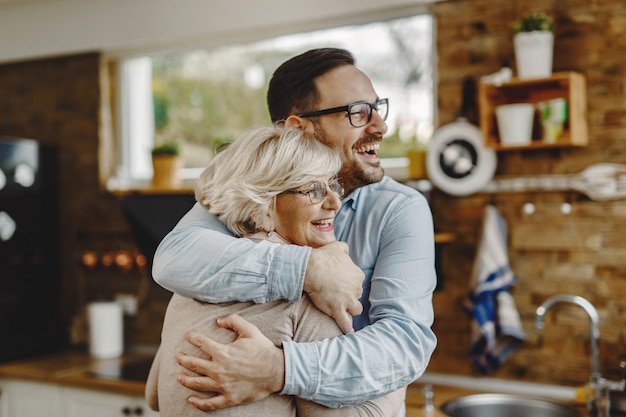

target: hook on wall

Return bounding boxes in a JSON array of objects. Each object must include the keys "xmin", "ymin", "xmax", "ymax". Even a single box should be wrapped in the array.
[
  {"xmin": 522, "ymin": 201, "xmax": 536, "ymax": 215},
  {"xmin": 560, "ymin": 192, "xmax": 573, "ymax": 215},
  {"xmin": 522, "ymin": 193, "xmax": 536, "ymax": 216},
  {"xmin": 560, "ymin": 201, "xmax": 573, "ymax": 215}
]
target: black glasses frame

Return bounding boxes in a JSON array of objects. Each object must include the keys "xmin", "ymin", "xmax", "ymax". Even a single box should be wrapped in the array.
[
  {"xmin": 281, "ymin": 178, "xmax": 344, "ymax": 204},
  {"xmin": 297, "ymin": 98, "xmax": 389, "ymax": 127}
]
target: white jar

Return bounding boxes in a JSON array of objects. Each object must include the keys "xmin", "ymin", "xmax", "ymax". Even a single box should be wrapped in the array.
[{"xmin": 87, "ymin": 301, "xmax": 124, "ymax": 359}]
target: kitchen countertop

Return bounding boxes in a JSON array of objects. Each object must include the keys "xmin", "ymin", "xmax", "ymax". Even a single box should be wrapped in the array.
[
  {"xmin": 0, "ymin": 350, "xmax": 156, "ymax": 397},
  {"xmin": 0, "ymin": 351, "xmax": 463, "ymax": 414},
  {"xmin": 0, "ymin": 351, "xmax": 586, "ymax": 415},
  {"xmin": 405, "ymin": 383, "xmax": 481, "ymax": 417}
]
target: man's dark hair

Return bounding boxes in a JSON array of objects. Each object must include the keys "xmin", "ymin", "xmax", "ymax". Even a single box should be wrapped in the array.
[{"xmin": 267, "ymin": 48, "xmax": 355, "ymax": 123}]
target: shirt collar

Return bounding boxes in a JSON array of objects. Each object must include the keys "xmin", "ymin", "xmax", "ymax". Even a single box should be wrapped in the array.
[
  {"xmin": 341, "ymin": 176, "xmax": 391, "ymax": 211},
  {"xmin": 341, "ymin": 184, "xmax": 365, "ymax": 211}
]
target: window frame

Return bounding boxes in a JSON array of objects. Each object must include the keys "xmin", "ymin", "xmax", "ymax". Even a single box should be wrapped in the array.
[{"xmin": 104, "ymin": 8, "xmax": 437, "ymax": 190}]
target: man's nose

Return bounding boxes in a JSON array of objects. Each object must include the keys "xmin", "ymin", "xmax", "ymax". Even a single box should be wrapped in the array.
[{"xmin": 366, "ymin": 109, "xmax": 388, "ymax": 136}]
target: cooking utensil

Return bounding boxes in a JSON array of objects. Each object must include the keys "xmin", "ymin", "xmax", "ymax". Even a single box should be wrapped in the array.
[
  {"xmin": 427, "ymin": 78, "xmax": 496, "ymax": 196},
  {"xmin": 483, "ymin": 163, "xmax": 626, "ymax": 201}
]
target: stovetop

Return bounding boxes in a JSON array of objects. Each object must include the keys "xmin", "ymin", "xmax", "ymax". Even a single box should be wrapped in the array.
[{"xmin": 88, "ymin": 358, "xmax": 154, "ymax": 383}]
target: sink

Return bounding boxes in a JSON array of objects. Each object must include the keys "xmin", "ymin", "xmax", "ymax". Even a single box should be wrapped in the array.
[{"xmin": 441, "ymin": 393, "xmax": 581, "ymax": 417}]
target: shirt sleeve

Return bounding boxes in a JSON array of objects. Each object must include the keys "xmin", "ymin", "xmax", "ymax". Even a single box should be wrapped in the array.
[
  {"xmin": 291, "ymin": 295, "xmax": 408, "ymax": 416},
  {"xmin": 152, "ymin": 203, "xmax": 311, "ymax": 303},
  {"xmin": 281, "ymin": 193, "xmax": 437, "ymax": 407}
]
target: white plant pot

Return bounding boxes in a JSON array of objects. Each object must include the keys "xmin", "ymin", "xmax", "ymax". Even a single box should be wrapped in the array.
[{"xmin": 514, "ymin": 31, "xmax": 554, "ymax": 79}]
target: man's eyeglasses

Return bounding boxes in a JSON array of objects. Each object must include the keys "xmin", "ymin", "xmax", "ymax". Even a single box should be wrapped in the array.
[
  {"xmin": 297, "ymin": 98, "xmax": 389, "ymax": 128},
  {"xmin": 281, "ymin": 178, "xmax": 344, "ymax": 204}
]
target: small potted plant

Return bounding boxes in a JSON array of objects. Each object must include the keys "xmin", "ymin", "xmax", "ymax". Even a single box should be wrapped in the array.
[
  {"xmin": 512, "ymin": 11, "xmax": 554, "ymax": 79},
  {"xmin": 150, "ymin": 141, "xmax": 181, "ymax": 188},
  {"xmin": 151, "ymin": 141, "xmax": 180, "ymax": 158}
]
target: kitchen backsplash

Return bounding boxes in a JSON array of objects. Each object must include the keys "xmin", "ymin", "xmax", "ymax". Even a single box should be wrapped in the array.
[{"xmin": 429, "ymin": 0, "xmax": 626, "ymax": 386}]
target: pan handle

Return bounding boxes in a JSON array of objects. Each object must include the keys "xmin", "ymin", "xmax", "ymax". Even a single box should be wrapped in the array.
[{"xmin": 458, "ymin": 77, "xmax": 477, "ymax": 122}]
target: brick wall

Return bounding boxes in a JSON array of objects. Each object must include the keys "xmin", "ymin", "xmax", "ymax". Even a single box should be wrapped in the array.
[
  {"xmin": 0, "ymin": 54, "xmax": 170, "ymax": 350},
  {"xmin": 430, "ymin": 0, "xmax": 626, "ymax": 385}
]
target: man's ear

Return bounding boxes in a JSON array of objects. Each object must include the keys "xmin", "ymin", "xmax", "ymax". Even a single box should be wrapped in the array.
[{"xmin": 284, "ymin": 115, "xmax": 314, "ymax": 133}]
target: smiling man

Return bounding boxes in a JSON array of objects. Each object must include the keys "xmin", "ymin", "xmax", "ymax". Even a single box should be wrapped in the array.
[{"xmin": 151, "ymin": 48, "xmax": 437, "ymax": 416}]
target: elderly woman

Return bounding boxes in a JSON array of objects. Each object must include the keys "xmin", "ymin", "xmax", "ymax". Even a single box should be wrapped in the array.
[{"xmin": 145, "ymin": 126, "xmax": 405, "ymax": 417}]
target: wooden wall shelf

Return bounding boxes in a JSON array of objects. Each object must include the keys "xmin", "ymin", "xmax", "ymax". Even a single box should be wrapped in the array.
[{"xmin": 478, "ymin": 71, "xmax": 588, "ymax": 151}]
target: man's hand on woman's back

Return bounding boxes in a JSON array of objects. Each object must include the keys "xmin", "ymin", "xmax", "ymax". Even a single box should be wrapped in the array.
[{"xmin": 176, "ymin": 315, "xmax": 284, "ymax": 411}]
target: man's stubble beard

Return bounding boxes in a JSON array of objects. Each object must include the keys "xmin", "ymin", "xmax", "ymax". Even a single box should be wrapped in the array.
[
  {"xmin": 338, "ymin": 157, "xmax": 384, "ymax": 195},
  {"xmin": 313, "ymin": 125, "xmax": 384, "ymax": 194}
]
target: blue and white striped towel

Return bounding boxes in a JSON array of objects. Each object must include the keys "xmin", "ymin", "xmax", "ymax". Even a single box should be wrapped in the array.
[{"xmin": 465, "ymin": 205, "xmax": 525, "ymax": 374}]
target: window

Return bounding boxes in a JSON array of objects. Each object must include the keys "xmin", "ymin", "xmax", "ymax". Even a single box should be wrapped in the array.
[{"xmin": 112, "ymin": 13, "xmax": 434, "ymax": 187}]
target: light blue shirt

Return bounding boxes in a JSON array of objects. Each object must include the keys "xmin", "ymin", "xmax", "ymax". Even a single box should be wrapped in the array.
[{"xmin": 153, "ymin": 175, "xmax": 437, "ymax": 409}]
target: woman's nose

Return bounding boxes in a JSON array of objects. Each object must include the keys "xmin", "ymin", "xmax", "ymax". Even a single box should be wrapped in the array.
[{"xmin": 323, "ymin": 188, "xmax": 342, "ymax": 210}]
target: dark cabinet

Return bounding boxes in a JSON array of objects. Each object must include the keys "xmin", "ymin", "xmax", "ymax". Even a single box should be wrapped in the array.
[{"xmin": 0, "ymin": 137, "xmax": 62, "ymax": 362}]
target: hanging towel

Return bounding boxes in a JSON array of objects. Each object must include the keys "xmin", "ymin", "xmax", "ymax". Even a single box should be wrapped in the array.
[{"xmin": 464, "ymin": 205, "xmax": 525, "ymax": 374}]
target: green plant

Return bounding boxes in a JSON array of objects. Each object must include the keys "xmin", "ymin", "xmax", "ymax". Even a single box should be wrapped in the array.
[
  {"xmin": 213, "ymin": 137, "xmax": 235, "ymax": 154},
  {"xmin": 512, "ymin": 11, "xmax": 554, "ymax": 34},
  {"xmin": 151, "ymin": 141, "xmax": 180, "ymax": 157}
]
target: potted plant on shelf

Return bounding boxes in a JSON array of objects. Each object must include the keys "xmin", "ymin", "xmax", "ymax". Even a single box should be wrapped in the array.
[
  {"xmin": 512, "ymin": 11, "xmax": 554, "ymax": 79},
  {"xmin": 150, "ymin": 141, "xmax": 181, "ymax": 188}
]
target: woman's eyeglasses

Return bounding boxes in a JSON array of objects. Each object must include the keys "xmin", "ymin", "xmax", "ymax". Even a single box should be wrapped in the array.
[
  {"xmin": 297, "ymin": 98, "xmax": 389, "ymax": 128},
  {"xmin": 282, "ymin": 178, "xmax": 345, "ymax": 204}
]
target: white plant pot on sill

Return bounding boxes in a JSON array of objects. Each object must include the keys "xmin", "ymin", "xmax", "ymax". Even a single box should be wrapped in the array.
[{"xmin": 514, "ymin": 31, "xmax": 554, "ymax": 79}]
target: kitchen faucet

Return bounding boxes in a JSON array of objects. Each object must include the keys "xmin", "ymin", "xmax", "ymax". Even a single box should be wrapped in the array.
[
  {"xmin": 535, "ymin": 294, "xmax": 625, "ymax": 416},
  {"xmin": 535, "ymin": 294, "xmax": 602, "ymax": 384}
]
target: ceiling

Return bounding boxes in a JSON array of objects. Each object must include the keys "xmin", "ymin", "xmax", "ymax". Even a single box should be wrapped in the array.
[{"xmin": 0, "ymin": 0, "xmax": 439, "ymax": 64}]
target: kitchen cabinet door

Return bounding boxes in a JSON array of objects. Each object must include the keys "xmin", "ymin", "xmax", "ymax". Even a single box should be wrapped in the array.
[
  {"xmin": 0, "ymin": 380, "xmax": 63, "ymax": 417},
  {"xmin": 63, "ymin": 387, "xmax": 159, "ymax": 417}
]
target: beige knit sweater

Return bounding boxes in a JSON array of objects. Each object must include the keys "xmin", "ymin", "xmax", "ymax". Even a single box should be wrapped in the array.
[{"xmin": 145, "ymin": 293, "xmax": 405, "ymax": 417}]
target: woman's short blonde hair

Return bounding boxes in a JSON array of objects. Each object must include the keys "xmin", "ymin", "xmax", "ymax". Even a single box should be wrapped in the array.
[{"xmin": 195, "ymin": 126, "xmax": 342, "ymax": 236}]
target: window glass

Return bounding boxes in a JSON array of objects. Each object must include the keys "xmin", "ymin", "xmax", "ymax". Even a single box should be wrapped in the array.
[{"xmin": 116, "ymin": 14, "xmax": 433, "ymax": 183}]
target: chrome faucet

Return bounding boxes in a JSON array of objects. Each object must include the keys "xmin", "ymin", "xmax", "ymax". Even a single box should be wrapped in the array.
[
  {"xmin": 534, "ymin": 295, "xmax": 626, "ymax": 416},
  {"xmin": 535, "ymin": 294, "xmax": 602, "ymax": 384}
]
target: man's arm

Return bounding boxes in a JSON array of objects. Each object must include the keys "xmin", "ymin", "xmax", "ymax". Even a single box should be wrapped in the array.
[
  {"xmin": 176, "ymin": 190, "xmax": 437, "ymax": 407},
  {"xmin": 153, "ymin": 202, "xmax": 363, "ymax": 332},
  {"xmin": 153, "ymin": 203, "xmax": 307, "ymax": 303},
  {"xmin": 282, "ymin": 192, "xmax": 437, "ymax": 406}
]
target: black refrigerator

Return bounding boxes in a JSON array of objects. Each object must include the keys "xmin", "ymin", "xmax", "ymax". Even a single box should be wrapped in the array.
[{"xmin": 0, "ymin": 137, "xmax": 62, "ymax": 363}]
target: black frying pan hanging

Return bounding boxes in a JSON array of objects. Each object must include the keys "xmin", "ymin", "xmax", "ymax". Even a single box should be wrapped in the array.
[{"xmin": 427, "ymin": 77, "xmax": 496, "ymax": 196}]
